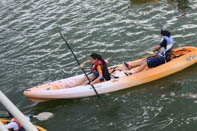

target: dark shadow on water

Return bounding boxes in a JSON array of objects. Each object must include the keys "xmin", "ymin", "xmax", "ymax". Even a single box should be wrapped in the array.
[
  {"xmin": 128, "ymin": 0, "xmax": 191, "ymax": 14},
  {"xmin": 128, "ymin": 0, "xmax": 160, "ymax": 7},
  {"xmin": 167, "ymin": 0, "xmax": 191, "ymax": 12}
]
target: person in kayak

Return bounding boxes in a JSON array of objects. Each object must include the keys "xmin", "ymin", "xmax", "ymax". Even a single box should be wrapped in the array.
[
  {"xmin": 5, "ymin": 112, "xmax": 33, "ymax": 131},
  {"xmin": 124, "ymin": 29, "xmax": 174, "ymax": 74},
  {"xmin": 80, "ymin": 53, "xmax": 111, "ymax": 85}
]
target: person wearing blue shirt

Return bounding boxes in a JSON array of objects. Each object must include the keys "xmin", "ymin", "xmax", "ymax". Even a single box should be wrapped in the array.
[{"xmin": 124, "ymin": 30, "xmax": 174, "ymax": 74}]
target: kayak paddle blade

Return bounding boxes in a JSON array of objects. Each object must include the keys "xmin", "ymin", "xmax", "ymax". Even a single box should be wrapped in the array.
[
  {"xmin": 34, "ymin": 112, "xmax": 54, "ymax": 121},
  {"xmin": 146, "ymin": 50, "xmax": 155, "ymax": 55}
]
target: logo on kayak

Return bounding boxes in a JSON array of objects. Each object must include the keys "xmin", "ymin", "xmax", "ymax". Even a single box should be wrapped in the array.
[{"xmin": 186, "ymin": 54, "xmax": 197, "ymax": 62}]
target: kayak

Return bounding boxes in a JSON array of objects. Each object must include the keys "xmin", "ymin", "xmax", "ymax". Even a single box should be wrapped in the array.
[
  {"xmin": 0, "ymin": 118, "xmax": 47, "ymax": 131},
  {"xmin": 24, "ymin": 46, "xmax": 197, "ymax": 102}
]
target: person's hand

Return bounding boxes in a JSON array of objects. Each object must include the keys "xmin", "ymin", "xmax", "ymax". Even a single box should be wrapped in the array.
[
  {"xmin": 89, "ymin": 81, "xmax": 94, "ymax": 85},
  {"xmin": 80, "ymin": 64, "xmax": 84, "ymax": 69},
  {"xmin": 26, "ymin": 114, "xmax": 33, "ymax": 119},
  {"xmin": 155, "ymin": 45, "xmax": 160, "ymax": 51},
  {"xmin": 80, "ymin": 60, "xmax": 90, "ymax": 69}
]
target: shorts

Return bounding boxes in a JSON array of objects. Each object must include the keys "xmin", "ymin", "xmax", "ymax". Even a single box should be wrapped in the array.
[
  {"xmin": 92, "ymin": 71, "xmax": 104, "ymax": 82},
  {"xmin": 93, "ymin": 71, "xmax": 99, "ymax": 78},
  {"xmin": 147, "ymin": 56, "xmax": 166, "ymax": 68}
]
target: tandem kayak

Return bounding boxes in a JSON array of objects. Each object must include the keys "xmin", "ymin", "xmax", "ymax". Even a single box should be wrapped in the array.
[
  {"xmin": 0, "ymin": 118, "xmax": 47, "ymax": 131},
  {"xmin": 24, "ymin": 46, "xmax": 197, "ymax": 102}
]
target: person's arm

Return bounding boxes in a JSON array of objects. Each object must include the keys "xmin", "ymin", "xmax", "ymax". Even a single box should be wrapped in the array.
[
  {"xmin": 155, "ymin": 37, "xmax": 167, "ymax": 54},
  {"xmin": 26, "ymin": 115, "xmax": 33, "ymax": 120},
  {"xmin": 80, "ymin": 60, "xmax": 91, "ymax": 69},
  {"xmin": 155, "ymin": 45, "xmax": 161, "ymax": 51},
  {"xmin": 91, "ymin": 65, "xmax": 103, "ymax": 84},
  {"xmin": 159, "ymin": 37, "xmax": 167, "ymax": 48}
]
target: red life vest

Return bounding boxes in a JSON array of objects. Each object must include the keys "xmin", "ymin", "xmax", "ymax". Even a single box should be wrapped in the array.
[
  {"xmin": 91, "ymin": 60, "xmax": 103, "ymax": 73},
  {"xmin": 91, "ymin": 60, "xmax": 111, "ymax": 81},
  {"xmin": 11, "ymin": 118, "xmax": 22, "ymax": 131}
]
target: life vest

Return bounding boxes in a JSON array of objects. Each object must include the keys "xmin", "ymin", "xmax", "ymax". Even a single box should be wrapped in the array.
[
  {"xmin": 11, "ymin": 118, "xmax": 22, "ymax": 131},
  {"xmin": 159, "ymin": 36, "xmax": 174, "ymax": 62},
  {"xmin": 91, "ymin": 60, "xmax": 111, "ymax": 81}
]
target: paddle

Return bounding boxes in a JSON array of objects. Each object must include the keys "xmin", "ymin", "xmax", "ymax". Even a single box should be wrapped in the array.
[
  {"xmin": 32, "ymin": 112, "xmax": 54, "ymax": 121},
  {"xmin": 146, "ymin": 50, "xmax": 157, "ymax": 55},
  {"xmin": 0, "ymin": 112, "xmax": 54, "ymax": 121},
  {"xmin": 59, "ymin": 31, "xmax": 101, "ymax": 99}
]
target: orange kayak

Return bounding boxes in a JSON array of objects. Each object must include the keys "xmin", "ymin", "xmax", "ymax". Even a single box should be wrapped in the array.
[{"xmin": 24, "ymin": 46, "xmax": 197, "ymax": 102}]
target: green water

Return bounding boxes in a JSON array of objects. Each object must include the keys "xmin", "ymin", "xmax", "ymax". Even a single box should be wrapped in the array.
[{"xmin": 0, "ymin": 0, "xmax": 197, "ymax": 130}]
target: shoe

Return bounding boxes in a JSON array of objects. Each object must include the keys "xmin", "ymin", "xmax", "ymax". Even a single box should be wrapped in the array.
[
  {"xmin": 123, "ymin": 61, "xmax": 130, "ymax": 69},
  {"xmin": 124, "ymin": 72, "xmax": 132, "ymax": 76}
]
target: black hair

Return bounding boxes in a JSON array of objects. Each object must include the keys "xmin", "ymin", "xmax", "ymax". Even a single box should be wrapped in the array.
[
  {"xmin": 90, "ymin": 53, "xmax": 106, "ymax": 65},
  {"xmin": 160, "ymin": 30, "xmax": 171, "ymax": 37}
]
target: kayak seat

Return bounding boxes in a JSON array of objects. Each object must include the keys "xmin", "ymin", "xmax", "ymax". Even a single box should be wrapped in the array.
[{"xmin": 172, "ymin": 54, "xmax": 184, "ymax": 59}]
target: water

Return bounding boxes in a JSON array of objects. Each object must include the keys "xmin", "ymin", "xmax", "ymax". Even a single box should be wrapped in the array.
[{"xmin": 0, "ymin": 0, "xmax": 197, "ymax": 130}]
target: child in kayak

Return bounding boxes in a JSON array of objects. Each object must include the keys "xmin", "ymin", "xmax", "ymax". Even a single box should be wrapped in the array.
[
  {"xmin": 124, "ymin": 30, "xmax": 174, "ymax": 74},
  {"xmin": 80, "ymin": 53, "xmax": 111, "ymax": 85},
  {"xmin": 5, "ymin": 112, "xmax": 33, "ymax": 131}
]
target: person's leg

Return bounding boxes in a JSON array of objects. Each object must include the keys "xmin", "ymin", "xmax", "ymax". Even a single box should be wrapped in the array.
[
  {"xmin": 82, "ymin": 80, "xmax": 90, "ymax": 85},
  {"xmin": 123, "ymin": 59, "xmax": 146, "ymax": 71},
  {"xmin": 129, "ymin": 59, "xmax": 146, "ymax": 69},
  {"xmin": 82, "ymin": 74, "xmax": 95, "ymax": 85},
  {"xmin": 133, "ymin": 59, "xmax": 147, "ymax": 74}
]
